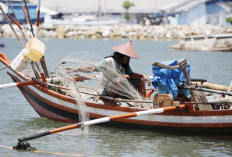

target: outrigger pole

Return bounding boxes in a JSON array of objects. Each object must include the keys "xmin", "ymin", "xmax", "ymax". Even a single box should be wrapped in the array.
[{"xmin": 13, "ymin": 105, "xmax": 186, "ymax": 151}]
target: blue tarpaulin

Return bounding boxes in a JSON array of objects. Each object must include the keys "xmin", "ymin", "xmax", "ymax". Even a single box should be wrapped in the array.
[{"xmin": 152, "ymin": 60, "xmax": 191, "ymax": 99}]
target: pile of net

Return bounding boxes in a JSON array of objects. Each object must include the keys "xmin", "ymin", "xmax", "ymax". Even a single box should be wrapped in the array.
[{"xmin": 55, "ymin": 54, "xmax": 147, "ymax": 108}]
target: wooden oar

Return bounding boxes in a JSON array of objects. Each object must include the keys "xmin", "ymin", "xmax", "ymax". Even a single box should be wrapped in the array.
[{"xmin": 14, "ymin": 104, "xmax": 186, "ymax": 150}]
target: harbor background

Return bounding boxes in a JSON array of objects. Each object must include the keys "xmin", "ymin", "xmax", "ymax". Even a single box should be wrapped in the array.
[
  {"xmin": 0, "ymin": 38, "xmax": 232, "ymax": 156},
  {"xmin": 0, "ymin": 0, "xmax": 232, "ymax": 40}
]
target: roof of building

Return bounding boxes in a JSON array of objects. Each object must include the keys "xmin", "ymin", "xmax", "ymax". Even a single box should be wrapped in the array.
[
  {"xmin": 218, "ymin": 2, "xmax": 232, "ymax": 13},
  {"xmin": 160, "ymin": 0, "xmax": 209, "ymax": 13}
]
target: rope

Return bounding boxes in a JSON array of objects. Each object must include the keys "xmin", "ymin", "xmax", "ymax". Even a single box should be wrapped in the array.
[
  {"xmin": 0, "ymin": 66, "xmax": 10, "ymax": 72},
  {"xmin": 0, "ymin": 144, "xmax": 83, "ymax": 156}
]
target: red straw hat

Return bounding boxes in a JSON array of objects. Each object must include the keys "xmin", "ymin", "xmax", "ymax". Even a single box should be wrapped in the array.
[{"xmin": 112, "ymin": 41, "xmax": 139, "ymax": 59}]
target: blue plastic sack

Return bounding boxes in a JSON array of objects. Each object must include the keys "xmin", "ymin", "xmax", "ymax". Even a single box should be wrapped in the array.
[{"xmin": 152, "ymin": 60, "xmax": 190, "ymax": 99}]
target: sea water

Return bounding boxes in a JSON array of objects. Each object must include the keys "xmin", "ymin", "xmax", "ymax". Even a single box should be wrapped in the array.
[{"xmin": 0, "ymin": 37, "xmax": 232, "ymax": 157}]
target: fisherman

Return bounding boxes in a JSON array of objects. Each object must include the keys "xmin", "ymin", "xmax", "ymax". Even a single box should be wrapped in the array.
[
  {"xmin": 68, "ymin": 41, "xmax": 151, "ymax": 98},
  {"xmin": 95, "ymin": 41, "xmax": 151, "ymax": 98}
]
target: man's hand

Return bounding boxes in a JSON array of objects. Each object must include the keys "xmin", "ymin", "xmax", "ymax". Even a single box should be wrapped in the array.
[{"xmin": 142, "ymin": 74, "xmax": 151, "ymax": 86}]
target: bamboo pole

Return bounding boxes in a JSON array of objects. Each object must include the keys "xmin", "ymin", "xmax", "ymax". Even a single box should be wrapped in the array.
[
  {"xmin": 23, "ymin": 0, "xmax": 35, "ymax": 37},
  {"xmin": 22, "ymin": 6, "xmax": 30, "ymax": 30},
  {"xmin": 21, "ymin": 4, "xmax": 46, "ymax": 81},
  {"xmin": 0, "ymin": 80, "xmax": 34, "ymax": 89},
  {"xmin": 191, "ymin": 82, "xmax": 229, "ymax": 91},
  {"xmin": 14, "ymin": 104, "xmax": 186, "ymax": 151},
  {"xmin": 0, "ymin": 4, "xmax": 24, "ymax": 48},
  {"xmin": 188, "ymin": 87, "xmax": 232, "ymax": 96},
  {"xmin": 35, "ymin": 0, "xmax": 49, "ymax": 79},
  {"xmin": 7, "ymin": 0, "xmax": 19, "ymax": 24},
  {"xmin": 8, "ymin": 14, "xmax": 30, "ymax": 42}
]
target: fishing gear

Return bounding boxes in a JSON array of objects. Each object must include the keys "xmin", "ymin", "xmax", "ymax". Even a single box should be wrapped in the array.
[{"xmin": 0, "ymin": 65, "xmax": 10, "ymax": 72}]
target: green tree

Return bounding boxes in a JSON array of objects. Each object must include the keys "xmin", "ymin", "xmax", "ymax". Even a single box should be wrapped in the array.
[{"xmin": 122, "ymin": 1, "xmax": 135, "ymax": 21}]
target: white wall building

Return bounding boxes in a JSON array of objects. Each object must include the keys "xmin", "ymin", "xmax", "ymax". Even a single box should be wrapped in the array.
[{"xmin": 29, "ymin": 0, "xmax": 188, "ymax": 14}]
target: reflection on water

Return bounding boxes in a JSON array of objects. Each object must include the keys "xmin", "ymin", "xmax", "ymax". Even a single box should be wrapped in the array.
[{"xmin": 0, "ymin": 38, "xmax": 232, "ymax": 156}]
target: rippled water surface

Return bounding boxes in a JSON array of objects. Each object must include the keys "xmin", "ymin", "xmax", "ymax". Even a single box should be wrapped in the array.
[{"xmin": 0, "ymin": 37, "xmax": 232, "ymax": 157}]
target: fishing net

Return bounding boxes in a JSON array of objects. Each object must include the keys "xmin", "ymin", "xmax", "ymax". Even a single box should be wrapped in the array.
[
  {"xmin": 55, "ymin": 53, "xmax": 147, "ymax": 109},
  {"xmin": 55, "ymin": 58, "xmax": 90, "ymax": 132}
]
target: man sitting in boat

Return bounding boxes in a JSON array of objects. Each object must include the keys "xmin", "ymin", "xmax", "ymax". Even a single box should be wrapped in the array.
[
  {"xmin": 95, "ymin": 41, "xmax": 151, "ymax": 97},
  {"xmin": 69, "ymin": 41, "xmax": 151, "ymax": 98}
]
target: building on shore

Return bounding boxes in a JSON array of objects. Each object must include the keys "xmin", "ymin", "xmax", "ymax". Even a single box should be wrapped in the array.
[
  {"xmin": 160, "ymin": 0, "xmax": 232, "ymax": 26},
  {"xmin": 0, "ymin": 0, "xmax": 45, "ymax": 24},
  {"xmin": 28, "ymin": 0, "xmax": 187, "ymax": 24},
  {"xmin": 1, "ymin": 0, "xmax": 231, "ymax": 26}
]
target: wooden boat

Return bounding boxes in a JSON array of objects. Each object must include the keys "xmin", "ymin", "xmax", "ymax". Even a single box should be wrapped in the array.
[
  {"xmin": 1, "ymin": 53, "xmax": 232, "ymax": 135},
  {"xmin": 171, "ymin": 34, "xmax": 232, "ymax": 51}
]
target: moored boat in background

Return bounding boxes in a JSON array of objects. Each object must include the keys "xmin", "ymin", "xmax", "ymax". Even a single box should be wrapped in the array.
[
  {"xmin": 171, "ymin": 34, "xmax": 232, "ymax": 51},
  {"xmin": 0, "ymin": 43, "xmax": 5, "ymax": 47}
]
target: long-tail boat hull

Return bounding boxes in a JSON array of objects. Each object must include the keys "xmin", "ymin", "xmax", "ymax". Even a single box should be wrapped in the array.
[{"xmin": 1, "ymin": 53, "xmax": 232, "ymax": 135}]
